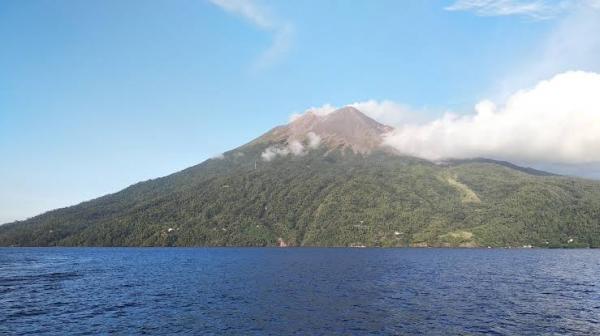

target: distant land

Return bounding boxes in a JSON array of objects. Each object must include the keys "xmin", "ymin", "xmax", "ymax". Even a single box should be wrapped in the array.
[{"xmin": 2, "ymin": 107, "xmax": 599, "ymax": 247}]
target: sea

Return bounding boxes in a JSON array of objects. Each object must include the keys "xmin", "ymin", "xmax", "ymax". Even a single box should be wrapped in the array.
[{"xmin": 1, "ymin": 247, "xmax": 599, "ymax": 335}]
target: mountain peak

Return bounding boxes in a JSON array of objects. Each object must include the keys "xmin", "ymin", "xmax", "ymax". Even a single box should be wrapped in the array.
[
  {"xmin": 259, "ymin": 106, "xmax": 394, "ymax": 154},
  {"xmin": 294, "ymin": 106, "xmax": 372, "ymax": 123},
  {"xmin": 326, "ymin": 105, "xmax": 362, "ymax": 117}
]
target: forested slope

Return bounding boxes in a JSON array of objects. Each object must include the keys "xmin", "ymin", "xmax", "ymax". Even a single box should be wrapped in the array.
[{"xmin": 2, "ymin": 142, "xmax": 599, "ymax": 247}]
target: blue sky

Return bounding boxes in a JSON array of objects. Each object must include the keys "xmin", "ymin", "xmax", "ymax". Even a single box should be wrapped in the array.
[{"xmin": 2, "ymin": 0, "xmax": 600, "ymax": 223}]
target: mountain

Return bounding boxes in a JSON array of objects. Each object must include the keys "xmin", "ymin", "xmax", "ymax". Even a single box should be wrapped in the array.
[
  {"xmin": 254, "ymin": 106, "xmax": 394, "ymax": 154},
  {"xmin": 2, "ymin": 107, "xmax": 600, "ymax": 247}
]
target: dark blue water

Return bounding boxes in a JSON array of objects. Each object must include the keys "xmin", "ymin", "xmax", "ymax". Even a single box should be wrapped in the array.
[{"xmin": 1, "ymin": 248, "xmax": 599, "ymax": 335}]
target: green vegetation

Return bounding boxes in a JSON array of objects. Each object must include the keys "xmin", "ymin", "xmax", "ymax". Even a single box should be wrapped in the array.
[{"xmin": 2, "ymin": 143, "xmax": 600, "ymax": 248}]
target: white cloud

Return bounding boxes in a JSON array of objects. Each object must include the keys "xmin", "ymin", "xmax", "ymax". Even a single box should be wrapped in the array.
[
  {"xmin": 261, "ymin": 145, "xmax": 290, "ymax": 161},
  {"xmin": 306, "ymin": 132, "xmax": 321, "ymax": 149},
  {"xmin": 260, "ymin": 140, "xmax": 305, "ymax": 161},
  {"xmin": 445, "ymin": 0, "xmax": 567, "ymax": 19},
  {"xmin": 290, "ymin": 100, "xmax": 424, "ymax": 127},
  {"xmin": 209, "ymin": 0, "xmax": 293, "ymax": 70},
  {"xmin": 383, "ymin": 71, "xmax": 600, "ymax": 164},
  {"xmin": 209, "ymin": 0, "xmax": 273, "ymax": 28},
  {"xmin": 288, "ymin": 140, "xmax": 305, "ymax": 156},
  {"xmin": 261, "ymin": 133, "xmax": 321, "ymax": 161}
]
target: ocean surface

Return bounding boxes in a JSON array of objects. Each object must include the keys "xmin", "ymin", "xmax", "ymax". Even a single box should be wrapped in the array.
[{"xmin": 1, "ymin": 248, "xmax": 599, "ymax": 335}]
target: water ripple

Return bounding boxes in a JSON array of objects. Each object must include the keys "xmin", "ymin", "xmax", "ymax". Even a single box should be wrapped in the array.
[{"xmin": 0, "ymin": 248, "xmax": 599, "ymax": 335}]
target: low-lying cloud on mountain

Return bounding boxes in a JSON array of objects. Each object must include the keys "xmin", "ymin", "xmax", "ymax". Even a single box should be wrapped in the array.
[
  {"xmin": 294, "ymin": 70, "xmax": 600, "ymax": 166},
  {"xmin": 384, "ymin": 71, "xmax": 600, "ymax": 164},
  {"xmin": 261, "ymin": 132, "xmax": 321, "ymax": 161}
]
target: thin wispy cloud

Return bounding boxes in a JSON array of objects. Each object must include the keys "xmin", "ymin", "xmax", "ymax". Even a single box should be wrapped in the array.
[
  {"xmin": 209, "ymin": 0, "xmax": 273, "ymax": 29},
  {"xmin": 445, "ymin": 0, "xmax": 566, "ymax": 19},
  {"xmin": 209, "ymin": 0, "xmax": 293, "ymax": 70},
  {"xmin": 446, "ymin": 0, "xmax": 600, "ymax": 117},
  {"xmin": 474, "ymin": 1, "xmax": 600, "ymax": 100}
]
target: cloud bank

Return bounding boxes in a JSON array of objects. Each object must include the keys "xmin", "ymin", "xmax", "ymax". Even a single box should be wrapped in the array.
[
  {"xmin": 383, "ymin": 71, "xmax": 600, "ymax": 164},
  {"xmin": 209, "ymin": 0, "xmax": 293, "ymax": 70}
]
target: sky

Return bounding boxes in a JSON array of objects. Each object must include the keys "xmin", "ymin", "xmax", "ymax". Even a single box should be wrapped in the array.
[{"xmin": 1, "ymin": 0, "xmax": 600, "ymax": 223}]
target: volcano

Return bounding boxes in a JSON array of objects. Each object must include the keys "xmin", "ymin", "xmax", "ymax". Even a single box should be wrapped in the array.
[{"xmin": 2, "ymin": 107, "xmax": 600, "ymax": 247}]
